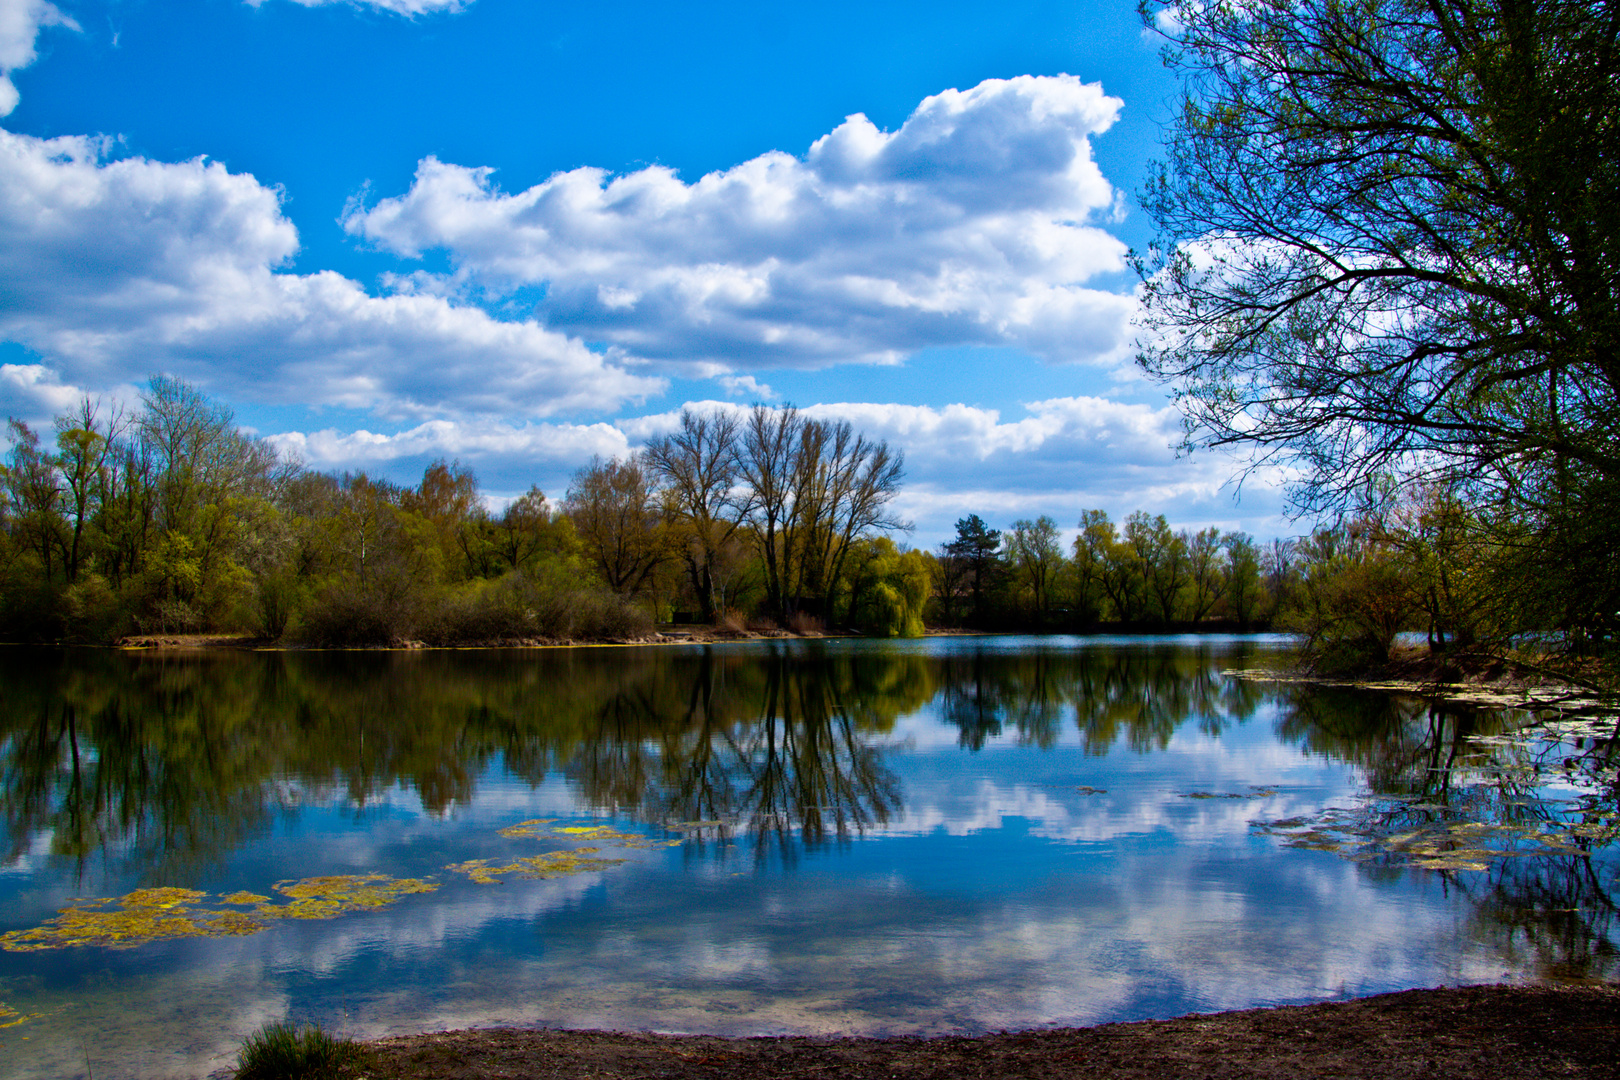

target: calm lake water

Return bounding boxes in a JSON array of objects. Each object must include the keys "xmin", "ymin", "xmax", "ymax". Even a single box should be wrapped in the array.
[{"xmin": 1, "ymin": 636, "xmax": 1616, "ymax": 1078}]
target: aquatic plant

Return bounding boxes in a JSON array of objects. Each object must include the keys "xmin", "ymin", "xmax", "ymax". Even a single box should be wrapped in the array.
[
  {"xmin": 0, "ymin": 1001, "xmax": 40, "ymax": 1031},
  {"xmin": 256, "ymin": 875, "xmax": 439, "ymax": 920},
  {"xmin": 0, "ymin": 875, "xmax": 439, "ymax": 952},
  {"xmin": 233, "ymin": 1020, "xmax": 370, "ymax": 1080},
  {"xmin": 1184, "ymin": 788, "xmax": 1277, "ymax": 799},
  {"xmin": 446, "ymin": 850, "xmax": 628, "ymax": 884},
  {"xmin": 1253, "ymin": 714, "xmax": 1620, "ymax": 873},
  {"xmin": 449, "ymin": 819, "xmax": 681, "ymax": 884}
]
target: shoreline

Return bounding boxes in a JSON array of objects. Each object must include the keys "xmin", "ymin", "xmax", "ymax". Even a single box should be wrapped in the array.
[{"xmin": 344, "ymin": 984, "xmax": 1620, "ymax": 1080}]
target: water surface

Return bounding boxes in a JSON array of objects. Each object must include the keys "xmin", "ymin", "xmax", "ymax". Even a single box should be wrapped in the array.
[{"xmin": 1, "ymin": 636, "xmax": 1615, "ymax": 1078}]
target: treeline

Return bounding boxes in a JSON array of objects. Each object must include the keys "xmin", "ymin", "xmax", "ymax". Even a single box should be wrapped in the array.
[
  {"xmin": 935, "ymin": 481, "xmax": 1616, "ymax": 673},
  {"xmin": 0, "ymin": 380, "xmax": 919, "ymax": 644},
  {"xmin": 931, "ymin": 511, "xmax": 1279, "ymax": 632}
]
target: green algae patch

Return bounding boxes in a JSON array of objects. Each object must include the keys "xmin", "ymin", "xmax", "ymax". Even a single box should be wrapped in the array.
[
  {"xmin": 496, "ymin": 818, "xmax": 557, "ymax": 839},
  {"xmin": 0, "ymin": 887, "xmax": 214, "ymax": 951},
  {"xmin": 0, "ymin": 875, "xmax": 439, "ymax": 952},
  {"xmin": 503, "ymin": 819, "xmax": 683, "ymax": 850},
  {"xmin": 0, "ymin": 1002, "xmax": 41, "ymax": 1031},
  {"xmin": 256, "ymin": 875, "xmax": 439, "ymax": 920},
  {"xmin": 451, "ymin": 819, "xmax": 683, "ymax": 885},
  {"xmin": 447, "ymin": 851, "xmax": 629, "ymax": 884}
]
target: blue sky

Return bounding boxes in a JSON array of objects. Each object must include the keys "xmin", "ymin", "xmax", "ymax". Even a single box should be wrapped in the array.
[{"xmin": 0, "ymin": 0, "xmax": 1290, "ymax": 546}]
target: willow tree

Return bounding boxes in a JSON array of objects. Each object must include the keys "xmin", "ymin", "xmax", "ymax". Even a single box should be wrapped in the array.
[{"xmin": 1137, "ymin": 0, "xmax": 1620, "ymax": 638}]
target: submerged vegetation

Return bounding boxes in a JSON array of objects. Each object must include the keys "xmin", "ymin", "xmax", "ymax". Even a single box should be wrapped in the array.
[
  {"xmin": 0, "ymin": 875, "xmax": 439, "ymax": 952},
  {"xmin": 0, "ymin": 815, "xmax": 694, "ymax": 951}
]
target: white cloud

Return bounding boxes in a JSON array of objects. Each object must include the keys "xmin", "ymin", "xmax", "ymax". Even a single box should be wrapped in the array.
[
  {"xmin": 0, "ymin": 0, "xmax": 79, "ymax": 116},
  {"xmin": 249, "ymin": 0, "xmax": 471, "ymax": 15},
  {"xmin": 266, "ymin": 417, "xmax": 630, "ymax": 467},
  {"xmin": 609, "ymin": 396, "xmax": 1287, "ymax": 543},
  {"xmin": 717, "ymin": 373, "xmax": 774, "ymax": 399},
  {"xmin": 0, "ymin": 128, "xmax": 664, "ymax": 422},
  {"xmin": 1, "ymin": 361, "xmax": 87, "ymax": 419},
  {"xmin": 345, "ymin": 75, "xmax": 1138, "ymax": 373}
]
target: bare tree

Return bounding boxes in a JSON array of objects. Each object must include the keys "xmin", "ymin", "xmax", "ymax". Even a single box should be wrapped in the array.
[
  {"xmin": 565, "ymin": 456, "xmax": 668, "ymax": 598},
  {"xmin": 645, "ymin": 409, "xmax": 754, "ymax": 623}
]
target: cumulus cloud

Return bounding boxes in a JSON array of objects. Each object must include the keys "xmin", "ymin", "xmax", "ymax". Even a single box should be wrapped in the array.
[
  {"xmin": 0, "ymin": 129, "xmax": 663, "ymax": 421},
  {"xmin": 344, "ymin": 75, "xmax": 1138, "ymax": 373},
  {"xmin": 613, "ymin": 395, "xmax": 1284, "ymax": 541},
  {"xmin": 266, "ymin": 417, "xmax": 630, "ymax": 468},
  {"xmin": 0, "ymin": 0, "xmax": 79, "ymax": 115},
  {"xmin": 1, "ymin": 361, "xmax": 91, "ymax": 420}
]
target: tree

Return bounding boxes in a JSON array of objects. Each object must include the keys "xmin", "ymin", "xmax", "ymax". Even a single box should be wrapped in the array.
[
  {"xmin": 1185, "ymin": 526, "xmax": 1226, "ymax": 623},
  {"xmin": 1007, "ymin": 515, "xmax": 1064, "ymax": 620},
  {"xmin": 1222, "ymin": 532, "xmax": 1262, "ymax": 627},
  {"xmin": 1136, "ymin": 0, "xmax": 1620, "ymax": 638},
  {"xmin": 944, "ymin": 515, "xmax": 1002, "ymax": 625},
  {"xmin": 1139, "ymin": 0, "xmax": 1620, "ymax": 501},
  {"xmin": 644, "ymin": 409, "xmax": 753, "ymax": 623},
  {"xmin": 565, "ymin": 457, "xmax": 668, "ymax": 598},
  {"xmin": 1070, "ymin": 510, "xmax": 1115, "ymax": 623}
]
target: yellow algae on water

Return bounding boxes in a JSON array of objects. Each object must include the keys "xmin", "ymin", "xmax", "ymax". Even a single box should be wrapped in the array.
[
  {"xmin": 447, "ymin": 850, "xmax": 628, "ymax": 885},
  {"xmin": 451, "ymin": 818, "xmax": 686, "ymax": 884},
  {"xmin": 257, "ymin": 875, "xmax": 439, "ymax": 920},
  {"xmin": 0, "ymin": 888, "xmax": 211, "ymax": 951},
  {"xmin": 0, "ymin": 875, "xmax": 438, "ymax": 952},
  {"xmin": 0, "ymin": 1002, "xmax": 40, "ymax": 1030},
  {"xmin": 497, "ymin": 818, "xmax": 556, "ymax": 839}
]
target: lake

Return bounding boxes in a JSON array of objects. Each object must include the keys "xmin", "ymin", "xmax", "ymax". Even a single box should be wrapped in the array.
[{"xmin": 1, "ymin": 636, "xmax": 1615, "ymax": 1079}]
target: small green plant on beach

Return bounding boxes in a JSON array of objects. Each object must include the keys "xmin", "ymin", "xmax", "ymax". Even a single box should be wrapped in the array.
[{"xmin": 234, "ymin": 1021, "xmax": 370, "ymax": 1080}]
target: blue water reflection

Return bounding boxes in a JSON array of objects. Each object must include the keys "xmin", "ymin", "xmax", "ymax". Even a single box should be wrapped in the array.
[{"xmin": 0, "ymin": 636, "xmax": 1613, "ymax": 1079}]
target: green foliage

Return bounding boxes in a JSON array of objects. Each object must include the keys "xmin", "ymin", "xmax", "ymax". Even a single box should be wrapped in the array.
[
  {"xmin": 1136, "ymin": 0, "xmax": 1620, "ymax": 654},
  {"xmin": 1281, "ymin": 523, "xmax": 1417, "ymax": 673},
  {"xmin": 844, "ymin": 538, "xmax": 929, "ymax": 636},
  {"xmin": 234, "ymin": 1021, "xmax": 370, "ymax": 1080}
]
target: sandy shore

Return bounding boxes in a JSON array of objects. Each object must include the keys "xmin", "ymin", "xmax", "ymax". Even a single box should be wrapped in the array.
[{"xmin": 350, "ymin": 984, "xmax": 1620, "ymax": 1080}]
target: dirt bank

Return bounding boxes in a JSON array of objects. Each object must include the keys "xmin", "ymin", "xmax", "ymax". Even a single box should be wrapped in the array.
[{"xmin": 356, "ymin": 984, "xmax": 1619, "ymax": 1080}]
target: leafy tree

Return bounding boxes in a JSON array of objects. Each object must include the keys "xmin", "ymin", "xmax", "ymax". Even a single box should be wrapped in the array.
[
  {"xmin": 1185, "ymin": 526, "xmax": 1226, "ymax": 623},
  {"xmin": 1007, "ymin": 515, "xmax": 1064, "ymax": 620},
  {"xmin": 1222, "ymin": 532, "xmax": 1262, "ymax": 627},
  {"xmin": 1070, "ymin": 509, "xmax": 1115, "ymax": 623},
  {"xmin": 1138, "ymin": 0, "xmax": 1620, "ymax": 506},
  {"xmin": 944, "ymin": 514, "xmax": 1002, "ymax": 625},
  {"xmin": 1136, "ymin": 0, "xmax": 1620, "ymax": 644}
]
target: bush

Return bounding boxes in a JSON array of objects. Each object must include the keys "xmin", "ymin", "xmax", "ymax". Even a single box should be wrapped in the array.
[
  {"xmin": 297, "ymin": 583, "xmax": 421, "ymax": 646},
  {"xmin": 234, "ymin": 1021, "xmax": 369, "ymax": 1080}
]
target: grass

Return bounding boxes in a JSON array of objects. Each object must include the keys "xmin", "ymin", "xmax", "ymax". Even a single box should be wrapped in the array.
[{"xmin": 234, "ymin": 1021, "xmax": 371, "ymax": 1080}]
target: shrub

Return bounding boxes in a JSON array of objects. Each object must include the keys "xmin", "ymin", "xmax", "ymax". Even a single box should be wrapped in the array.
[
  {"xmin": 788, "ymin": 610, "xmax": 824, "ymax": 635},
  {"xmin": 297, "ymin": 583, "xmax": 420, "ymax": 646},
  {"xmin": 233, "ymin": 1020, "xmax": 369, "ymax": 1080}
]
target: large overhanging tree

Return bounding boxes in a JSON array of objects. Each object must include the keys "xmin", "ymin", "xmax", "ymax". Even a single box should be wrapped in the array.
[{"xmin": 1135, "ymin": 0, "xmax": 1620, "ymax": 634}]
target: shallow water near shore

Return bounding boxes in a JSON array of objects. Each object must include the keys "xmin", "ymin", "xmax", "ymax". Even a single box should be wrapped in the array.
[{"xmin": 1, "ymin": 636, "xmax": 1615, "ymax": 1079}]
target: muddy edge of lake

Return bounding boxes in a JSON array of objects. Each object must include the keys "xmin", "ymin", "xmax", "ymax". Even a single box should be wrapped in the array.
[{"xmin": 350, "ymin": 984, "xmax": 1620, "ymax": 1080}]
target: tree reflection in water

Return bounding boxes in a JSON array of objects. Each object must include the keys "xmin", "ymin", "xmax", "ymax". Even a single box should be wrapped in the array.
[
  {"xmin": 1272, "ymin": 685, "xmax": 1620, "ymax": 982},
  {"xmin": 2, "ymin": 640, "xmax": 1615, "ymax": 981}
]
